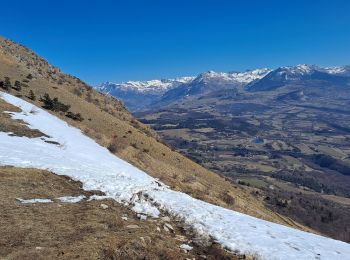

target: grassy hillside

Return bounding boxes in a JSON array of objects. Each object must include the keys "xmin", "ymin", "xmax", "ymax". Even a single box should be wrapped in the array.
[
  {"xmin": 0, "ymin": 35, "xmax": 310, "ymax": 230},
  {"xmin": 0, "ymin": 166, "xmax": 238, "ymax": 259}
]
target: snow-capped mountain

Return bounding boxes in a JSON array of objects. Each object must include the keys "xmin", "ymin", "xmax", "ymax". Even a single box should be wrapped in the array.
[
  {"xmin": 96, "ymin": 69, "xmax": 270, "ymax": 96},
  {"xmin": 95, "ymin": 68, "xmax": 271, "ymax": 111},
  {"xmin": 321, "ymin": 65, "xmax": 350, "ymax": 76},
  {"xmin": 157, "ymin": 68, "xmax": 272, "ymax": 105},
  {"xmin": 97, "ymin": 77, "xmax": 195, "ymax": 95},
  {"xmin": 95, "ymin": 77, "xmax": 195, "ymax": 111},
  {"xmin": 96, "ymin": 65, "xmax": 350, "ymax": 111},
  {"xmin": 199, "ymin": 68, "xmax": 272, "ymax": 84},
  {"xmin": 247, "ymin": 64, "xmax": 350, "ymax": 91}
]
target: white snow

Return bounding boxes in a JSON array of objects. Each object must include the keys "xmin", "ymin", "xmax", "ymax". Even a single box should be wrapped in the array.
[
  {"xmin": 97, "ymin": 76, "xmax": 195, "ymax": 95},
  {"xmin": 199, "ymin": 68, "xmax": 271, "ymax": 84},
  {"xmin": 96, "ymin": 69, "xmax": 272, "ymax": 95},
  {"xmin": 17, "ymin": 195, "xmax": 86, "ymax": 204},
  {"xmin": 180, "ymin": 244, "xmax": 193, "ymax": 251},
  {"xmin": 323, "ymin": 66, "xmax": 346, "ymax": 75},
  {"xmin": 1, "ymin": 92, "xmax": 350, "ymax": 260},
  {"xmin": 17, "ymin": 198, "xmax": 53, "ymax": 204},
  {"xmin": 277, "ymin": 64, "xmax": 349, "ymax": 77},
  {"xmin": 57, "ymin": 195, "xmax": 86, "ymax": 203}
]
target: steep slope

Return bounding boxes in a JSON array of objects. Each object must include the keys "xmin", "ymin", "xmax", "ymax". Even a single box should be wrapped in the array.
[
  {"xmin": 0, "ymin": 36, "xmax": 302, "ymax": 228},
  {"xmin": 1, "ymin": 92, "xmax": 350, "ymax": 259}
]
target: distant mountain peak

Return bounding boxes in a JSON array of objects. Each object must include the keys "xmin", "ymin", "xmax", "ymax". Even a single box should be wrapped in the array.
[
  {"xmin": 97, "ymin": 76, "xmax": 195, "ymax": 95},
  {"xmin": 278, "ymin": 64, "xmax": 319, "ymax": 75},
  {"xmin": 247, "ymin": 64, "xmax": 350, "ymax": 92},
  {"xmin": 195, "ymin": 68, "xmax": 272, "ymax": 84}
]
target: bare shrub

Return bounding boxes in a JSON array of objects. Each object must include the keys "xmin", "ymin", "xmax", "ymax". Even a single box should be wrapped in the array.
[
  {"xmin": 107, "ymin": 137, "xmax": 128, "ymax": 153},
  {"xmin": 220, "ymin": 191, "xmax": 236, "ymax": 205},
  {"xmin": 182, "ymin": 175, "xmax": 196, "ymax": 184}
]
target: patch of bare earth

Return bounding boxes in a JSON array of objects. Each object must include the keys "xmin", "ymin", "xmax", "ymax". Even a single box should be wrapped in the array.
[
  {"xmin": 0, "ymin": 99, "xmax": 46, "ymax": 138},
  {"xmin": 0, "ymin": 167, "xmax": 238, "ymax": 260}
]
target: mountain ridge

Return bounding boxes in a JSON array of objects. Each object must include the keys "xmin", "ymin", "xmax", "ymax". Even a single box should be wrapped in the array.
[{"xmin": 96, "ymin": 64, "xmax": 350, "ymax": 111}]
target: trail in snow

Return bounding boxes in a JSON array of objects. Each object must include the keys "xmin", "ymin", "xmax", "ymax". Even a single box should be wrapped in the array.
[{"xmin": 0, "ymin": 92, "xmax": 349, "ymax": 260}]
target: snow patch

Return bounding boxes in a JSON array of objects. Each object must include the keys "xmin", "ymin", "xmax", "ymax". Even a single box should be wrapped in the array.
[
  {"xmin": 17, "ymin": 198, "xmax": 53, "ymax": 204},
  {"xmin": 57, "ymin": 195, "xmax": 86, "ymax": 203},
  {"xmin": 180, "ymin": 244, "xmax": 193, "ymax": 251}
]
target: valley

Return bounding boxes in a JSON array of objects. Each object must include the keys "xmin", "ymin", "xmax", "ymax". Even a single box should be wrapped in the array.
[{"xmin": 102, "ymin": 66, "xmax": 350, "ymax": 242}]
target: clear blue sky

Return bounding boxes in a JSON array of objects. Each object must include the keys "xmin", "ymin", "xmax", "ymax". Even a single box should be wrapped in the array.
[{"xmin": 1, "ymin": 0, "xmax": 349, "ymax": 85}]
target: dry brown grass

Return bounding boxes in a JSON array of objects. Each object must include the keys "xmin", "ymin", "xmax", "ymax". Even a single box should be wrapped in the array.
[
  {"xmin": 0, "ymin": 166, "xmax": 237, "ymax": 260},
  {"xmin": 0, "ymin": 99, "xmax": 46, "ymax": 138},
  {"xmin": 0, "ymin": 35, "xmax": 311, "ymax": 230}
]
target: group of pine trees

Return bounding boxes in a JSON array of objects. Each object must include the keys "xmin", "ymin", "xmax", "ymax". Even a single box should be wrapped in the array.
[
  {"xmin": 0, "ymin": 76, "xmax": 36, "ymax": 100},
  {"xmin": 0, "ymin": 77, "xmax": 13, "ymax": 91},
  {"xmin": 39, "ymin": 93, "xmax": 70, "ymax": 112},
  {"xmin": 0, "ymin": 77, "xmax": 30, "ymax": 92},
  {"xmin": 0, "ymin": 75, "xmax": 83, "ymax": 121},
  {"xmin": 40, "ymin": 93, "xmax": 83, "ymax": 121}
]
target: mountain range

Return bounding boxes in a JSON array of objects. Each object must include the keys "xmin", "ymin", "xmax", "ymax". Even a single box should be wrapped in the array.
[
  {"xmin": 96, "ymin": 64, "xmax": 350, "ymax": 111},
  {"xmin": 98, "ymin": 62, "xmax": 350, "ymax": 243}
]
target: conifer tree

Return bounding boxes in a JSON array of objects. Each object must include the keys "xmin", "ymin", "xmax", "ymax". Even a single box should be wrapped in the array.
[
  {"xmin": 3, "ymin": 77, "xmax": 12, "ymax": 91},
  {"xmin": 14, "ymin": 80, "xmax": 22, "ymax": 91},
  {"xmin": 28, "ymin": 90, "xmax": 36, "ymax": 101}
]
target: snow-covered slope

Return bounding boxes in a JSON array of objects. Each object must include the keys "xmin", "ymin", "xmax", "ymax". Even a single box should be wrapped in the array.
[{"xmin": 1, "ymin": 92, "xmax": 350, "ymax": 260}]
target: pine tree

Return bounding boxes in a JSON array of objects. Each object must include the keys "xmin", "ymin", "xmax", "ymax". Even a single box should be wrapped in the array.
[
  {"xmin": 14, "ymin": 80, "xmax": 22, "ymax": 91},
  {"xmin": 3, "ymin": 77, "xmax": 12, "ymax": 91},
  {"xmin": 28, "ymin": 90, "xmax": 36, "ymax": 101},
  {"xmin": 39, "ymin": 93, "xmax": 70, "ymax": 112}
]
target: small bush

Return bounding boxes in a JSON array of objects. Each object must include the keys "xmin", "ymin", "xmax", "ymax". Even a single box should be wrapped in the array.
[
  {"xmin": 220, "ymin": 191, "xmax": 236, "ymax": 205},
  {"xmin": 182, "ymin": 175, "xmax": 196, "ymax": 184},
  {"xmin": 40, "ymin": 93, "xmax": 70, "ymax": 112},
  {"xmin": 27, "ymin": 90, "xmax": 36, "ymax": 101},
  {"xmin": 66, "ymin": 111, "xmax": 84, "ymax": 121},
  {"xmin": 107, "ymin": 138, "xmax": 128, "ymax": 153},
  {"xmin": 2, "ymin": 77, "xmax": 12, "ymax": 91},
  {"xmin": 13, "ymin": 81, "xmax": 21, "ymax": 91}
]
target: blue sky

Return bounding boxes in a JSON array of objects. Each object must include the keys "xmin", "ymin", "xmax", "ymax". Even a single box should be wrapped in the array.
[{"xmin": 1, "ymin": 0, "xmax": 349, "ymax": 85}]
